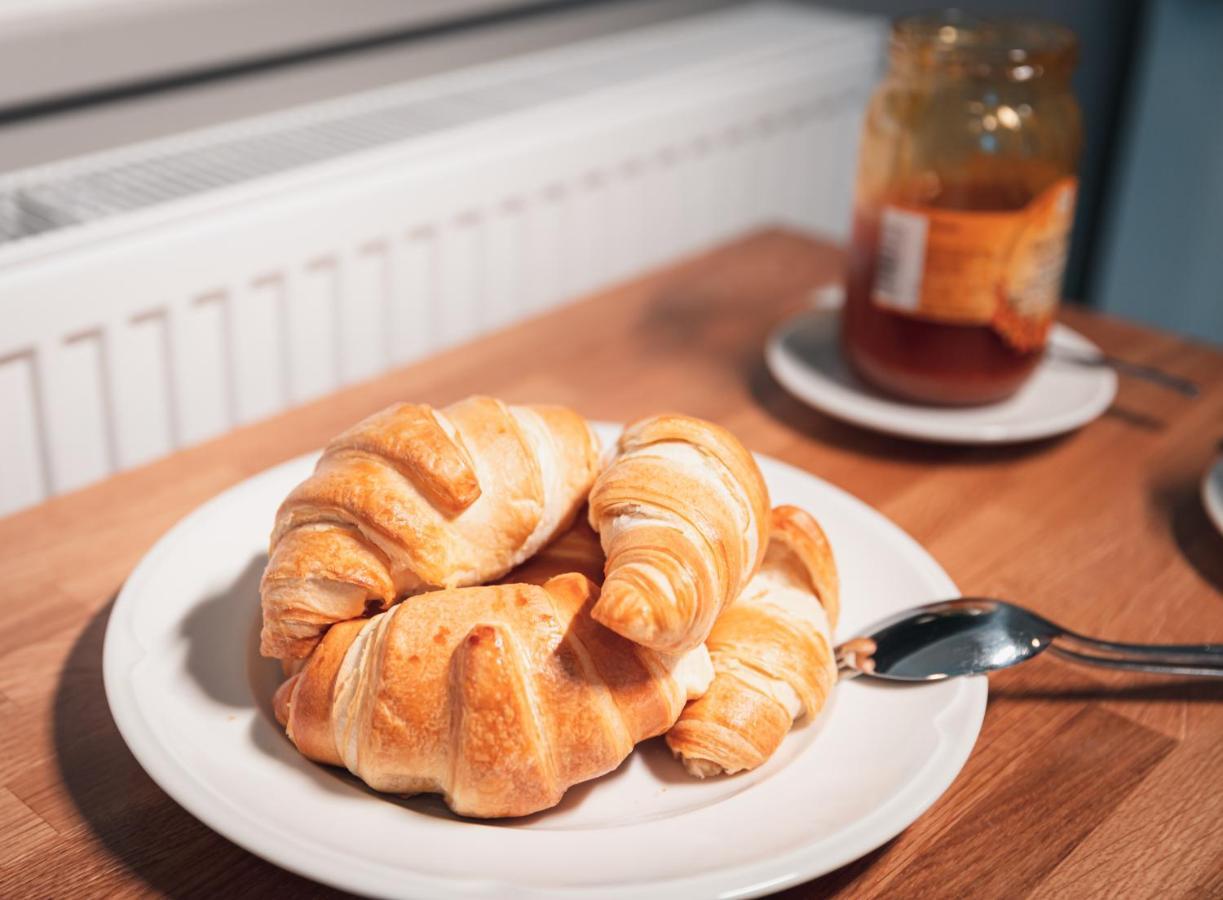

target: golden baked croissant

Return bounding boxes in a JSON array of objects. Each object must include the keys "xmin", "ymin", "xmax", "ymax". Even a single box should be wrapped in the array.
[
  {"xmin": 260, "ymin": 396, "xmax": 601, "ymax": 659},
  {"xmin": 587, "ymin": 413, "xmax": 771, "ymax": 654},
  {"xmin": 273, "ymin": 573, "xmax": 713, "ymax": 818},
  {"xmin": 665, "ymin": 505, "xmax": 839, "ymax": 776}
]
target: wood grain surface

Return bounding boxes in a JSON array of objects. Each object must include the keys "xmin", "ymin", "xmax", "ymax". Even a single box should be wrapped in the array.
[{"xmin": 1, "ymin": 230, "xmax": 1220, "ymax": 899}]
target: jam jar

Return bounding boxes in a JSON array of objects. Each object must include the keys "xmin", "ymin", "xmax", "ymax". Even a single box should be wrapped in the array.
[{"xmin": 842, "ymin": 11, "xmax": 1082, "ymax": 405}]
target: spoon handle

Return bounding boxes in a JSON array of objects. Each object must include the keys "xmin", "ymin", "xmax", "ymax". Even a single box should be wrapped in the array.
[
  {"xmin": 1048, "ymin": 347, "xmax": 1200, "ymax": 397},
  {"xmin": 1051, "ymin": 632, "xmax": 1223, "ymax": 677}
]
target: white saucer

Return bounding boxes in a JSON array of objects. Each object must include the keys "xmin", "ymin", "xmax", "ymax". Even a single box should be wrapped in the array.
[
  {"xmin": 766, "ymin": 309, "xmax": 1117, "ymax": 445},
  {"xmin": 103, "ymin": 423, "xmax": 986, "ymax": 899},
  {"xmin": 1203, "ymin": 456, "xmax": 1223, "ymax": 537}
]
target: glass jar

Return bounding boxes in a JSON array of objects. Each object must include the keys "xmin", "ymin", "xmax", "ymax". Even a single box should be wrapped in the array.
[{"xmin": 841, "ymin": 12, "xmax": 1082, "ymax": 406}]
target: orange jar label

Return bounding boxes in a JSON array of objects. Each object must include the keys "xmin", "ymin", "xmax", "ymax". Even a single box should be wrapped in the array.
[{"xmin": 871, "ymin": 177, "xmax": 1077, "ymax": 351}]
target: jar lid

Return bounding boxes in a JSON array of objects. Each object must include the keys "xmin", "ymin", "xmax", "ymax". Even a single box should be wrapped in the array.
[{"xmin": 891, "ymin": 10, "xmax": 1077, "ymax": 80}]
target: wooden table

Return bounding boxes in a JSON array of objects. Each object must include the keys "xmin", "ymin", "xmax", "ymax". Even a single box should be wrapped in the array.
[{"xmin": 2, "ymin": 230, "xmax": 1221, "ymax": 899}]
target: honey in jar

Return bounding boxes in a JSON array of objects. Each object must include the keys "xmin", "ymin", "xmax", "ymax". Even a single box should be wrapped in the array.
[{"xmin": 842, "ymin": 12, "xmax": 1082, "ymax": 406}]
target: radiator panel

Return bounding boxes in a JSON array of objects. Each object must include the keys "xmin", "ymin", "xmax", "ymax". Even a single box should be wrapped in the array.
[{"xmin": 0, "ymin": 3, "xmax": 882, "ymax": 516}]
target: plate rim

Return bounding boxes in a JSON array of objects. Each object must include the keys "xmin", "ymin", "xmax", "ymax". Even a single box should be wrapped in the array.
[
  {"xmin": 1202, "ymin": 456, "xmax": 1223, "ymax": 538},
  {"xmin": 765, "ymin": 309, "xmax": 1118, "ymax": 445},
  {"xmin": 103, "ymin": 432, "xmax": 988, "ymax": 899}
]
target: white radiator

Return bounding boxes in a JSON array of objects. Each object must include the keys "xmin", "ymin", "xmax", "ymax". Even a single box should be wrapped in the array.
[{"xmin": 0, "ymin": 2, "xmax": 882, "ymax": 517}]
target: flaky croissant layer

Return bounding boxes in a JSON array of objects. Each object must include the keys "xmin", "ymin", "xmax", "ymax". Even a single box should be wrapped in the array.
[{"xmin": 261, "ymin": 396, "xmax": 601, "ymax": 659}]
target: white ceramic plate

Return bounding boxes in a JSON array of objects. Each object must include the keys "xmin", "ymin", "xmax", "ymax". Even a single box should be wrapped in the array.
[
  {"xmin": 766, "ymin": 308, "xmax": 1117, "ymax": 445},
  {"xmin": 104, "ymin": 423, "xmax": 987, "ymax": 899},
  {"xmin": 1203, "ymin": 456, "xmax": 1223, "ymax": 538}
]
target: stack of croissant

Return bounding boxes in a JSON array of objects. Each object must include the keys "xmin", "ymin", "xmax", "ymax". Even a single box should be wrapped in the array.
[{"xmin": 262, "ymin": 396, "xmax": 840, "ymax": 818}]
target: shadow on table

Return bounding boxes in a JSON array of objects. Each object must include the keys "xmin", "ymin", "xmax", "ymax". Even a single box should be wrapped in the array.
[
  {"xmin": 1149, "ymin": 472, "xmax": 1223, "ymax": 595},
  {"xmin": 53, "ymin": 598, "xmax": 344, "ymax": 897},
  {"xmin": 1102, "ymin": 404, "xmax": 1168, "ymax": 432},
  {"xmin": 991, "ymin": 679, "xmax": 1223, "ymax": 704},
  {"xmin": 746, "ymin": 356, "xmax": 1073, "ymax": 466}
]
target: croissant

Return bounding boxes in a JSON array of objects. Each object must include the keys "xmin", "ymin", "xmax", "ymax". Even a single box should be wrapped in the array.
[
  {"xmin": 498, "ymin": 513, "xmax": 605, "ymax": 587},
  {"xmin": 260, "ymin": 396, "xmax": 601, "ymax": 659},
  {"xmin": 665, "ymin": 505, "xmax": 839, "ymax": 777},
  {"xmin": 587, "ymin": 413, "xmax": 771, "ymax": 654},
  {"xmin": 273, "ymin": 573, "xmax": 713, "ymax": 818}
]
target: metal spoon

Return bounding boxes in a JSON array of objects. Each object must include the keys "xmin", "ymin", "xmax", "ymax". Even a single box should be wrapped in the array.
[{"xmin": 836, "ymin": 597, "xmax": 1223, "ymax": 681}]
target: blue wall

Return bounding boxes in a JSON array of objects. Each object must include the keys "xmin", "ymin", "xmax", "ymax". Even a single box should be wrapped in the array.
[{"xmin": 1092, "ymin": 0, "xmax": 1223, "ymax": 345}]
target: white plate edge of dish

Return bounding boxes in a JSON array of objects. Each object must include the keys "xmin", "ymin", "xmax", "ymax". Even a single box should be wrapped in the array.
[{"xmin": 1202, "ymin": 456, "xmax": 1223, "ymax": 538}]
